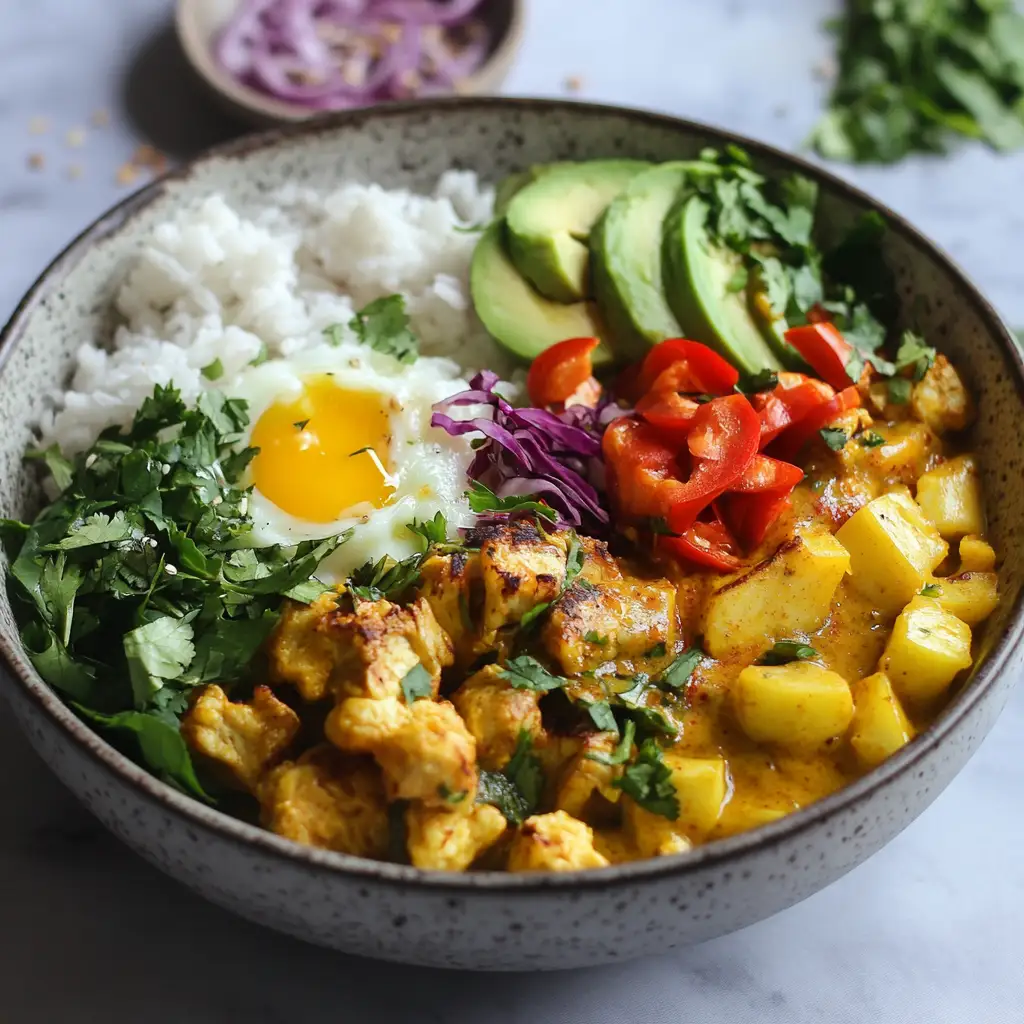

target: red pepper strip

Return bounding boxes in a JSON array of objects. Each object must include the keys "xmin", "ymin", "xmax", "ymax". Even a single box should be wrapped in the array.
[
  {"xmin": 640, "ymin": 338, "xmax": 740, "ymax": 395},
  {"xmin": 771, "ymin": 385, "xmax": 862, "ymax": 462},
  {"xmin": 667, "ymin": 395, "xmax": 761, "ymax": 532},
  {"xmin": 603, "ymin": 417, "xmax": 684, "ymax": 519},
  {"xmin": 660, "ymin": 518, "xmax": 745, "ymax": 571},
  {"xmin": 527, "ymin": 337, "xmax": 599, "ymax": 407},
  {"xmin": 720, "ymin": 489, "xmax": 794, "ymax": 549},
  {"xmin": 784, "ymin": 323, "xmax": 856, "ymax": 392},
  {"xmin": 728, "ymin": 454, "xmax": 804, "ymax": 494},
  {"xmin": 754, "ymin": 373, "xmax": 835, "ymax": 447},
  {"xmin": 635, "ymin": 390, "xmax": 702, "ymax": 446}
]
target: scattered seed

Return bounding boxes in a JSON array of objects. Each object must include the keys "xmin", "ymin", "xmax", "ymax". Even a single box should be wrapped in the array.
[
  {"xmin": 84, "ymin": 454, "xmax": 97, "ymax": 469},
  {"xmin": 28, "ymin": 116, "xmax": 50, "ymax": 135},
  {"xmin": 66, "ymin": 127, "xmax": 87, "ymax": 148},
  {"xmin": 164, "ymin": 564, "xmax": 178, "ymax": 577},
  {"xmin": 161, "ymin": 463, "xmax": 171, "ymax": 475},
  {"xmin": 148, "ymin": 538, "xmax": 159, "ymax": 549},
  {"xmin": 238, "ymin": 496, "xmax": 249, "ymax": 516},
  {"xmin": 563, "ymin": 74, "xmax": 584, "ymax": 93}
]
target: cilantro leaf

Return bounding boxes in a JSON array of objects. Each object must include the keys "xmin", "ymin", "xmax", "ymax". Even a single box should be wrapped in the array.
[
  {"xmin": 400, "ymin": 663, "xmax": 433, "ymax": 704},
  {"xmin": 615, "ymin": 739, "xmax": 679, "ymax": 820},
  {"xmin": 25, "ymin": 444, "xmax": 74, "ymax": 492},
  {"xmin": 348, "ymin": 295, "xmax": 419, "ymax": 364},
  {"xmin": 758, "ymin": 640, "xmax": 819, "ymax": 666},
  {"xmin": 586, "ymin": 719, "xmax": 636, "ymax": 766},
  {"xmin": 478, "ymin": 730, "xmax": 544, "ymax": 825},
  {"xmin": 858, "ymin": 430, "xmax": 887, "ymax": 448},
  {"xmin": 54, "ymin": 511, "xmax": 136, "ymax": 550},
  {"xmin": 476, "ymin": 770, "xmax": 529, "ymax": 826},
  {"xmin": 584, "ymin": 630, "xmax": 608, "ymax": 646},
  {"xmin": 819, "ymin": 427, "xmax": 849, "ymax": 451},
  {"xmin": 466, "ymin": 481, "xmax": 557, "ymax": 521},
  {"xmin": 497, "ymin": 655, "xmax": 567, "ymax": 693},
  {"xmin": 407, "ymin": 511, "xmax": 448, "ymax": 552},
  {"xmin": 658, "ymin": 644, "xmax": 703, "ymax": 690},
  {"xmin": 735, "ymin": 369, "xmax": 779, "ymax": 395},
  {"xmin": 201, "ymin": 359, "xmax": 224, "ymax": 381},
  {"xmin": 74, "ymin": 705, "xmax": 211, "ymax": 801},
  {"xmin": 124, "ymin": 616, "xmax": 196, "ymax": 708},
  {"xmin": 893, "ymin": 330, "xmax": 936, "ymax": 382},
  {"xmin": 580, "ymin": 699, "xmax": 619, "ymax": 734},
  {"xmin": 920, "ymin": 583, "xmax": 943, "ymax": 598},
  {"xmin": 888, "ymin": 377, "xmax": 913, "ymax": 405}
]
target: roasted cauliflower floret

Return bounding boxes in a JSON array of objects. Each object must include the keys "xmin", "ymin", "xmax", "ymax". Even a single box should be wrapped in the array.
[
  {"xmin": 470, "ymin": 519, "xmax": 568, "ymax": 641},
  {"xmin": 182, "ymin": 684, "xmax": 299, "ymax": 792},
  {"xmin": 911, "ymin": 354, "xmax": 974, "ymax": 435},
  {"xmin": 507, "ymin": 810, "xmax": 610, "ymax": 872},
  {"xmin": 542, "ymin": 577, "xmax": 676, "ymax": 675},
  {"xmin": 552, "ymin": 732, "xmax": 623, "ymax": 820},
  {"xmin": 267, "ymin": 592, "xmax": 341, "ymax": 701},
  {"xmin": 405, "ymin": 801, "xmax": 507, "ymax": 870},
  {"xmin": 329, "ymin": 597, "xmax": 454, "ymax": 700},
  {"xmin": 450, "ymin": 663, "xmax": 544, "ymax": 771},
  {"xmin": 260, "ymin": 747, "xmax": 389, "ymax": 858},
  {"xmin": 418, "ymin": 550, "xmax": 479, "ymax": 655},
  {"xmin": 325, "ymin": 696, "xmax": 478, "ymax": 806}
]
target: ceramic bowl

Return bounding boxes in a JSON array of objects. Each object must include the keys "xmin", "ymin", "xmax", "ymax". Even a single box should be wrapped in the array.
[
  {"xmin": 1, "ymin": 99, "xmax": 1021, "ymax": 972},
  {"xmin": 175, "ymin": 0, "xmax": 525, "ymax": 127}
]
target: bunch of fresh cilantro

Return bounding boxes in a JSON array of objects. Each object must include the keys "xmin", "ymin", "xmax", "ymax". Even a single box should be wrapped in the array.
[
  {"xmin": 812, "ymin": 0, "xmax": 1024, "ymax": 163},
  {"xmin": 0, "ymin": 385, "xmax": 347, "ymax": 800}
]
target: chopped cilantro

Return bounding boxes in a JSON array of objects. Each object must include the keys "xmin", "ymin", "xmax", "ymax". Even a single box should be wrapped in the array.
[
  {"xmin": 615, "ymin": 739, "xmax": 679, "ymax": 820},
  {"xmin": 584, "ymin": 630, "xmax": 608, "ymax": 646},
  {"xmin": 201, "ymin": 358, "xmax": 224, "ymax": 381},
  {"xmin": 348, "ymin": 294, "xmax": 419, "ymax": 364},
  {"xmin": 819, "ymin": 427, "xmax": 849, "ymax": 451},
  {"xmin": 759, "ymin": 640, "xmax": 819, "ymax": 666},
  {"xmin": 400, "ymin": 663, "xmax": 433, "ymax": 704},
  {"xmin": 579, "ymin": 699, "xmax": 619, "ymax": 735},
  {"xmin": 658, "ymin": 644, "xmax": 703, "ymax": 690},
  {"xmin": 586, "ymin": 720, "xmax": 636, "ymax": 766},
  {"xmin": 894, "ymin": 331, "xmax": 936, "ymax": 382},
  {"xmin": 466, "ymin": 481, "xmax": 558, "ymax": 521},
  {"xmin": 293, "ymin": 419, "xmax": 310, "ymax": 431},
  {"xmin": 888, "ymin": 377, "xmax": 913, "ymax": 405},
  {"xmin": 920, "ymin": 583, "xmax": 943, "ymax": 598},
  {"xmin": 645, "ymin": 642, "xmax": 667, "ymax": 659},
  {"xmin": 498, "ymin": 655, "xmax": 567, "ymax": 693},
  {"xmin": 647, "ymin": 516, "xmax": 681, "ymax": 537},
  {"xmin": 735, "ymin": 369, "xmax": 779, "ymax": 395},
  {"xmin": 858, "ymin": 431, "xmax": 886, "ymax": 448},
  {"xmin": 322, "ymin": 323, "xmax": 345, "ymax": 347},
  {"xmin": 477, "ymin": 730, "xmax": 544, "ymax": 825}
]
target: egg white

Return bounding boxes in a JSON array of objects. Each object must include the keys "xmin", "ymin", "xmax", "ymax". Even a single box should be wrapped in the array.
[{"xmin": 223, "ymin": 341, "xmax": 479, "ymax": 582}]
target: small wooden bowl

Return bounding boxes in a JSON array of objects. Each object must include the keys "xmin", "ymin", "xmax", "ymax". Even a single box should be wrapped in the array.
[{"xmin": 175, "ymin": 0, "xmax": 524, "ymax": 127}]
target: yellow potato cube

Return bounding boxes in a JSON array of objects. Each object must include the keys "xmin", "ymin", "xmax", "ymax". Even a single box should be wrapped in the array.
[
  {"xmin": 715, "ymin": 797, "xmax": 795, "ymax": 839},
  {"xmin": 915, "ymin": 455, "xmax": 985, "ymax": 538},
  {"xmin": 624, "ymin": 753, "xmax": 727, "ymax": 855},
  {"xmin": 732, "ymin": 661, "xmax": 855, "ymax": 751},
  {"xmin": 836, "ymin": 492, "xmax": 948, "ymax": 615},
  {"xmin": 931, "ymin": 573, "xmax": 999, "ymax": 626},
  {"xmin": 849, "ymin": 672, "xmax": 914, "ymax": 769},
  {"xmin": 703, "ymin": 530, "xmax": 850, "ymax": 657},
  {"xmin": 959, "ymin": 535, "xmax": 996, "ymax": 573},
  {"xmin": 880, "ymin": 596, "xmax": 972, "ymax": 704}
]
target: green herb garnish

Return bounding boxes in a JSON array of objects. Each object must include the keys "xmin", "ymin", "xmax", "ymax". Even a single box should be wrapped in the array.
[
  {"xmin": 820, "ymin": 427, "xmax": 849, "ymax": 451},
  {"xmin": 584, "ymin": 630, "xmax": 608, "ymax": 646},
  {"xmin": 497, "ymin": 655, "xmax": 567, "ymax": 693},
  {"xmin": 201, "ymin": 359, "xmax": 223, "ymax": 381},
  {"xmin": 400, "ymin": 663, "xmax": 433, "ymax": 704},
  {"xmin": 466, "ymin": 481, "xmax": 558, "ymax": 521},
  {"xmin": 347, "ymin": 294, "xmax": 419, "ymax": 364},
  {"xmin": 888, "ymin": 377, "xmax": 913, "ymax": 405},
  {"xmin": 858, "ymin": 431, "xmax": 887, "ymax": 448},
  {"xmin": 657, "ymin": 644, "xmax": 703, "ymax": 690},
  {"xmin": 615, "ymin": 739, "xmax": 679, "ymax": 820},
  {"xmin": 735, "ymin": 369, "xmax": 779, "ymax": 395},
  {"xmin": 586, "ymin": 719, "xmax": 636, "ymax": 766},
  {"xmin": 920, "ymin": 583, "xmax": 943, "ymax": 598},
  {"xmin": 477, "ymin": 730, "xmax": 544, "ymax": 825},
  {"xmin": 759, "ymin": 640, "xmax": 820, "ymax": 666}
]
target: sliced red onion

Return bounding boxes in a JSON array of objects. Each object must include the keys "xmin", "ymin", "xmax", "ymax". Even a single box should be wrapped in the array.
[{"xmin": 214, "ymin": 0, "xmax": 489, "ymax": 110}]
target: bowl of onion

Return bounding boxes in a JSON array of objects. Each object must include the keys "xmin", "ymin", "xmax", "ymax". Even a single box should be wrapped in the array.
[{"xmin": 175, "ymin": 0, "xmax": 525, "ymax": 125}]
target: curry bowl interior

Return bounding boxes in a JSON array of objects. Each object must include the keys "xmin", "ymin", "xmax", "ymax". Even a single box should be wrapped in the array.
[{"xmin": 1, "ymin": 98, "xmax": 1022, "ymax": 898}]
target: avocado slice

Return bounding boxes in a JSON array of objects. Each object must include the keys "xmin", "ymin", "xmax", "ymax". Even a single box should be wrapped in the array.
[
  {"xmin": 662, "ymin": 194, "xmax": 783, "ymax": 374},
  {"xmin": 470, "ymin": 222, "xmax": 614, "ymax": 367},
  {"xmin": 590, "ymin": 161, "xmax": 716, "ymax": 360},
  {"xmin": 505, "ymin": 160, "xmax": 652, "ymax": 303},
  {"xmin": 493, "ymin": 162, "xmax": 573, "ymax": 217}
]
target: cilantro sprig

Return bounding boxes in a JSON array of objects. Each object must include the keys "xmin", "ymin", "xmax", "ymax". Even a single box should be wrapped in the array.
[
  {"xmin": 2, "ymin": 385, "xmax": 350, "ymax": 799},
  {"xmin": 477, "ymin": 729, "xmax": 544, "ymax": 825}
]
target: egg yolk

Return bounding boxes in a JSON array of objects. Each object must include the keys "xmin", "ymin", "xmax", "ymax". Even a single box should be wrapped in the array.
[{"xmin": 250, "ymin": 375, "xmax": 395, "ymax": 523}]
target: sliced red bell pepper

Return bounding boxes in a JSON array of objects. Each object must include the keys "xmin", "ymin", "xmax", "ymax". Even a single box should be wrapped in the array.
[
  {"xmin": 635, "ymin": 390, "xmax": 702, "ymax": 446},
  {"xmin": 771, "ymin": 385, "xmax": 862, "ymax": 461},
  {"xmin": 660, "ymin": 518, "xmax": 745, "ymax": 571},
  {"xmin": 728, "ymin": 454, "xmax": 804, "ymax": 494},
  {"xmin": 784, "ymin": 323, "xmax": 856, "ymax": 392},
  {"xmin": 640, "ymin": 338, "xmax": 740, "ymax": 395},
  {"xmin": 754, "ymin": 372, "xmax": 835, "ymax": 447},
  {"xmin": 603, "ymin": 395, "xmax": 760, "ymax": 529},
  {"xmin": 721, "ymin": 488, "xmax": 794, "ymax": 549},
  {"xmin": 527, "ymin": 337, "xmax": 600, "ymax": 408}
]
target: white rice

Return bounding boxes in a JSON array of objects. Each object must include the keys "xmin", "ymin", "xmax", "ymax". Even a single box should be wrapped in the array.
[{"xmin": 42, "ymin": 170, "xmax": 507, "ymax": 455}]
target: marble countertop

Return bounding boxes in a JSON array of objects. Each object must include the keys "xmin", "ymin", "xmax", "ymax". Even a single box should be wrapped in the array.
[{"xmin": 1, "ymin": 1, "xmax": 1022, "ymax": 1021}]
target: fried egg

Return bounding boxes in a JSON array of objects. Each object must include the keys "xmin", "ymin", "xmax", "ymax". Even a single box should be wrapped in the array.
[{"xmin": 225, "ymin": 344, "xmax": 477, "ymax": 582}]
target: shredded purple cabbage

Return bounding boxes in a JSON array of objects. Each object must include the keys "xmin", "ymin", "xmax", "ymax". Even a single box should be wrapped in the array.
[{"xmin": 431, "ymin": 371, "xmax": 625, "ymax": 535}]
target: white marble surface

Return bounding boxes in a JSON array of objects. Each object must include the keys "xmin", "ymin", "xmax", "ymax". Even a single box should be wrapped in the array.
[{"xmin": 1, "ymin": 1, "xmax": 1022, "ymax": 1021}]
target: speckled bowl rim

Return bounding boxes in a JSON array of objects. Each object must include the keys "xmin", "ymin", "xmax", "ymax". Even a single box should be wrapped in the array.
[{"xmin": 1, "ymin": 97, "xmax": 1022, "ymax": 894}]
